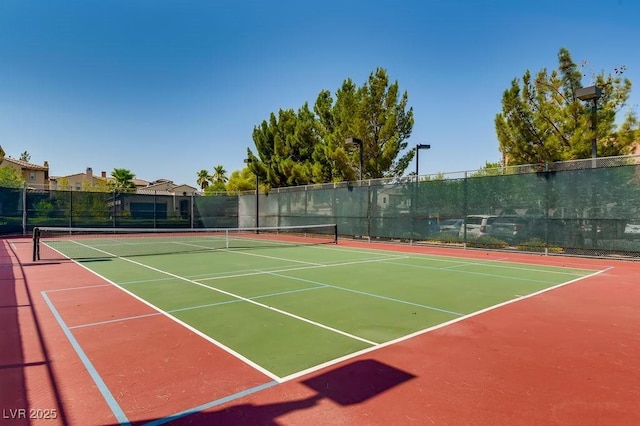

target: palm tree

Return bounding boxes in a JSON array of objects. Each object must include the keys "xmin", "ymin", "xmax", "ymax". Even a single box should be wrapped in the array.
[
  {"xmin": 212, "ymin": 165, "xmax": 228, "ymax": 184},
  {"xmin": 110, "ymin": 168, "xmax": 136, "ymax": 192},
  {"xmin": 197, "ymin": 169, "xmax": 211, "ymax": 190}
]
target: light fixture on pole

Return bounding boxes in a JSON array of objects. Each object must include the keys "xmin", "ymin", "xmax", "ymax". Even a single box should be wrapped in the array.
[
  {"xmin": 576, "ymin": 85, "xmax": 602, "ymax": 166},
  {"xmin": 244, "ymin": 158, "xmax": 259, "ymax": 231},
  {"xmin": 345, "ymin": 137, "xmax": 363, "ymax": 182},
  {"xmin": 415, "ymin": 143, "xmax": 431, "ymax": 181}
]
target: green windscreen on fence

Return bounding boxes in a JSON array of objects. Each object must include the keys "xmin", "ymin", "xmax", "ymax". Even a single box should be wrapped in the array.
[{"xmin": 3, "ymin": 157, "xmax": 640, "ymax": 257}]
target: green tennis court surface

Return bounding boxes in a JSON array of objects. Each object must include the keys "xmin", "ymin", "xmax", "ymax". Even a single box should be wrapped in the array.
[{"xmin": 43, "ymin": 236, "xmax": 596, "ymax": 379}]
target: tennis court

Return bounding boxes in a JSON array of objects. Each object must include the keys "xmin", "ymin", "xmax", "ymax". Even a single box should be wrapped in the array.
[
  {"xmin": 3, "ymin": 226, "xmax": 640, "ymax": 425},
  {"xmin": 35, "ymin": 224, "xmax": 597, "ymax": 380}
]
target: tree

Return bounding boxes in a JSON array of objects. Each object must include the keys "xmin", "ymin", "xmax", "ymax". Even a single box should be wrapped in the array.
[
  {"xmin": 470, "ymin": 161, "xmax": 506, "ymax": 177},
  {"xmin": 249, "ymin": 67, "xmax": 414, "ymax": 187},
  {"xmin": 20, "ymin": 151, "xmax": 31, "ymax": 162},
  {"xmin": 110, "ymin": 168, "xmax": 136, "ymax": 192},
  {"xmin": 225, "ymin": 168, "xmax": 258, "ymax": 193},
  {"xmin": 495, "ymin": 48, "xmax": 637, "ymax": 165},
  {"xmin": 79, "ymin": 180, "xmax": 110, "ymax": 220},
  {"xmin": 0, "ymin": 166, "xmax": 25, "ymax": 188},
  {"xmin": 82, "ymin": 177, "xmax": 110, "ymax": 192},
  {"xmin": 251, "ymin": 103, "xmax": 320, "ymax": 187},
  {"xmin": 56, "ymin": 176, "xmax": 70, "ymax": 191},
  {"xmin": 197, "ymin": 169, "xmax": 211, "ymax": 190},
  {"xmin": 212, "ymin": 165, "xmax": 228, "ymax": 184},
  {"xmin": 350, "ymin": 68, "xmax": 415, "ymax": 179}
]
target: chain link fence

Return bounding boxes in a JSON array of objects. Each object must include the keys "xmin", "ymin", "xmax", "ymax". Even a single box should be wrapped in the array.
[{"xmin": 2, "ymin": 155, "xmax": 640, "ymax": 259}]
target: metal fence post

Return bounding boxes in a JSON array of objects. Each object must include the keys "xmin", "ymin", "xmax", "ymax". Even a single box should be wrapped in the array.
[
  {"xmin": 154, "ymin": 191, "xmax": 157, "ymax": 229},
  {"xmin": 22, "ymin": 182, "xmax": 27, "ymax": 235},
  {"xmin": 462, "ymin": 171, "xmax": 468, "ymax": 247},
  {"xmin": 190, "ymin": 192, "xmax": 194, "ymax": 229},
  {"xmin": 69, "ymin": 190, "xmax": 73, "ymax": 228}
]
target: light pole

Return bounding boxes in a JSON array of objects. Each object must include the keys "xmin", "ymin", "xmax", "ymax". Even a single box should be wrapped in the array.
[
  {"xmin": 415, "ymin": 143, "xmax": 431, "ymax": 181},
  {"xmin": 346, "ymin": 137, "xmax": 366, "ymax": 237},
  {"xmin": 413, "ymin": 144, "xmax": 431, "ymax": 237},
  {"xmin": 244, "ymin": 158, "xmax": 259, "ymax": 230},
  {"xmin": 576, "ymin": 85, "xmax": 602, "ymax": 167},
  {"xmin": 346, "ymin": 137, "xmax": 363, "ymax": 182},
  {"xmin": 576, "ymin": 85, "xmax": 602, "ymax": 248}
]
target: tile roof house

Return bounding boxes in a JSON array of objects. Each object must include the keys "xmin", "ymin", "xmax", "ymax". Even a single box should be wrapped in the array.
[
  {"xmin": 136, "ymin": 179, "xmax": 198, "ymax": 195},
  {"xmin": 0, "ymin": 155, "xmax": 50, "ymax": 188},
  {"xmin": 51, "ymin": 168, "xmax": 197, "ymax": 196},
  {"xmin": 50, "ymin": 168, "xmax": 151, "ymax": 191},
  {"xmin": 49, "ymin": 168, "xmax": 113, "ymax": 191}
]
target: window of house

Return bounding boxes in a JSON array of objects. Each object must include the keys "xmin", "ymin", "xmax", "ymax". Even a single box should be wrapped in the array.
[{"xmin": 29, "ymin": 172, "xmax": 36, "ymax": 181}]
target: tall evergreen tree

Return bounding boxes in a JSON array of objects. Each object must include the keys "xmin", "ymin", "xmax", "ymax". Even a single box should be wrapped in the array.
[
  {"xmin": 355, "ymin": 67, "xmax": 415, "ymax": 178},
  {"xmin": 495, "ymin": 48, "xmax": 637, "ymax": 165},
  {"xmin": 249, "ymin": 68, "xmax": 414, "ymax": 187}
]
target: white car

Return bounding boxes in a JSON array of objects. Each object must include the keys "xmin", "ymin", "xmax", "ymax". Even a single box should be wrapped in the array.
[
  {"xmin": 439, "ymin": 219, "xmax": 463, "ymax": 234},
  {"xmin": 624, "ymin": 222, "xmax": 640, "ymax": 239}
]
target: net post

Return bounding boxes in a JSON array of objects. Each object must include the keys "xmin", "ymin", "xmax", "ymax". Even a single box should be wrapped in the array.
[
  {"xmin": 32, "ymin": 227, "xmax": 40, "ymax": 261},
  {"xmin": 334, "ymin": 224, "xmax": 338, "ymax": 244}
]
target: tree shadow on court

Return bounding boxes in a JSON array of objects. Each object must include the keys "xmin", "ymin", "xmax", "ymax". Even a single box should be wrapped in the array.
[
  {"xmin": 0, "ymin": 241, "xmax": 69, "ymax": 425},
  {"xmin": 131, "ymin": 359, "xmax": 415, "ymax": 426}
]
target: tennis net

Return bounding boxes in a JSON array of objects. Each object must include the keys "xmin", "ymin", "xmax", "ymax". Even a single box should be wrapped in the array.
[{"xmin": 32, "ymin": 224, "xmax": 338, "ymax": 261}]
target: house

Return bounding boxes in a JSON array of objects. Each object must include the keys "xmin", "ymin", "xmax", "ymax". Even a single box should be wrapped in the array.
[
  {"xmin": 0, "ymin": 156, "xmax": 50, "ymax": 189},
  {"xmin": 127, "ymin": 179, "xmax": 199, "ymax": 219},
  {"xmin": 50, "ymin": 168, "xmax": 107, "ymax": 191},
  {"xmin": 50, "ymin": 168, "xmax": 151, "ymax": 191},
  {"xmin": 137, "ymin": 179, "xmax": 198, "ymax": 196}
]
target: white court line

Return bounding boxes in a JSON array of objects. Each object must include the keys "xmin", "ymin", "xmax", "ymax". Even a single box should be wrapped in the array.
[
  {"xmin": 440, "ymin": 257, "xmax": 509, "ymax": 270},
  {"xmin": 68, "ymin": 312, "xmax": 162, "ymax": 329},
  {"xmin": 115, "ymin": 255, "xmax": 409, "ymax": 286},
  {"xmin": 64, "ymin": 282, "xmax": 331, "ymax": 331},
  {"xmin": 69, "ymin": 240, "xmax": 379, "ymax": 348},
  {"xmin": 174, "ymin": 240, "xmax": 325, "ymax": 266},
  {"xmin": 62, "ymin": 242, "xmax": 281, "ymax": 381},
  {"xmin": 195, "ymin": 255, "xmax": 410, "ymax": 283},
  {"xmin": 382, "ymin": 260, "xmax": 566, "ymax": 285},
  {"xmin": 265, "ymin": 271, "xmax": 464, "ymax": 316},
  {"xmin": 278, "ymin": 265, "xmax": 614, "ymax": 382},
  {"xmin": 310, "ymin": 243, "xmax": 597, "ymax": 275},
  {"xmin": 45, "ymin": 284, "xmax": 113, "ymax": 293}
]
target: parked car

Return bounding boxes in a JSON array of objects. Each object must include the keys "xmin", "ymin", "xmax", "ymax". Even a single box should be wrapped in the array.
[
  {"xmin": 439, "ymin": 218, "xmax": 463, "ymax": 234},
  {"xmin": 487, "ymin": 215, "xmax": 533, "ymax": 244},
  {"xmin": 459, "ymin": 215, "xmax": 499, "ymax": 239},
  {"xmin": 624, "ymin": 221, "xmax": 640, "ymax": 240},
  {"xmin": 580, "ymin": 219, "xmax": 624, "ymax": 240}
]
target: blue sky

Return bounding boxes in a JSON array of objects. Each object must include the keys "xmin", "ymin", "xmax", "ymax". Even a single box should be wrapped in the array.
[{"xmin": 1, "ymin": 0, "xmax": 638, "ymax": 187}]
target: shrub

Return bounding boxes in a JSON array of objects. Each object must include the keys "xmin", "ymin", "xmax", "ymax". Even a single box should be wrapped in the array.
[
  {"xmin": 34, "ymin": 200, "xmax": 54, "ymax": 217},
  {"xmin": 466, "ymin": 235, "xmax": 509, "ymax": 249},
  {"xmin": 428, "ymin": 232, "xmax": 463, "ymax": 244},
  {"xmin": 516, "ymin": 237, "xmax": 563, "ymax": 253}
]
